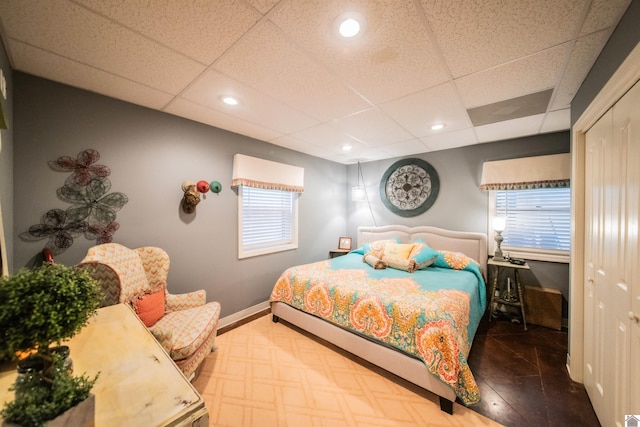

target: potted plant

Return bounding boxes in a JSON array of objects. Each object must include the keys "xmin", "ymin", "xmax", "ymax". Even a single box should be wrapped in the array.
[{"xmin": 0, "ymin": 262, "xmax": 103, "ymax": 427}]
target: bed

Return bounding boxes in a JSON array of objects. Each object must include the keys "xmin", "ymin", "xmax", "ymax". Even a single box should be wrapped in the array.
[{"xmin": 270, "ymin": 225, "xmax": 488, "ymax": 414}]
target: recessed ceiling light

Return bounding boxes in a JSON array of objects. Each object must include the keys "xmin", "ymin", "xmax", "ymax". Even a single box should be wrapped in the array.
[
  {"xmin": 431, "ymin": 123, "xmax": 446, "ymax": 131},
  {"xmin": 339, "ymin": 18, "xmax": 360, "ymax": 38},
  {"xmin": 221, "ymin": 96, "xmax": 238, "ymax": 106},
  {"xmin": 335, "ymin": 12, "xmax": 365, "ymax": 39}
]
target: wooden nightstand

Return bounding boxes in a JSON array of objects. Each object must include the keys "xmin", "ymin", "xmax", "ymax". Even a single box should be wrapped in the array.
[
  {"xmin": 329, "ymin": 249, "xmax": 350, "ymax": 258},
  {"xmin": 488, "ymin": 258, "xmax": 530, "ymax": 330}
]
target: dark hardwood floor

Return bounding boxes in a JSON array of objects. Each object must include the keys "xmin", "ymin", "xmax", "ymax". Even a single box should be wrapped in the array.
[{"xmin": 467, "ymin": 315, "xmax": 601, "ymax": 427}]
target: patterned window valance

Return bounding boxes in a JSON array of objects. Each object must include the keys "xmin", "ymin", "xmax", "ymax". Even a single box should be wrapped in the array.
[
  {"xmin": 232, "ymin": 154, "xmax": 304, "ymax": 193},
  {"xmin": 480, "ymin": 153, "xmax": 570, "ymax": 191}
]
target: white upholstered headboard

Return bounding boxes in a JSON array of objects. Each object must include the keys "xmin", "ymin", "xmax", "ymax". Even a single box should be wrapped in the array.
[{"xmin": 357, "ymin": 225, "xmax": 488, "ymax": 279}]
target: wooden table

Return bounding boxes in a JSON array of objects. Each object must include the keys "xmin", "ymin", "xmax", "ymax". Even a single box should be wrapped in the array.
[
  {"xmin": 329, "ymin": 249, "xmax": 350, "ymax": 258},
  {"xmin": 488, "ymin": 258, "xmax": 530, "ymax": 330},
  {"xmin": 0, "ymin": 304, "xmax": 209, "ymax": 426}
]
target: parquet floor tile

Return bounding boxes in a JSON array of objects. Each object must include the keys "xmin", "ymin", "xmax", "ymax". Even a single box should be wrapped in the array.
[{"xmin": 194, "ymin": 315, "xmax": 503, "ymax": 427}]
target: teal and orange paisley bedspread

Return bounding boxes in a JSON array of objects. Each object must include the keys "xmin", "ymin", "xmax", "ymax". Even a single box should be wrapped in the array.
[{"xmin": 270, "ymin": 252, "xmax": 487, "ymax": 405}]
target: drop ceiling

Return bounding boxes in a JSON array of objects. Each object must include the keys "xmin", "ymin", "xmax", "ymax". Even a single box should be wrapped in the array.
[{"xmin": 0, "ymin": 0, "xmax": 631, "ymax": 164}]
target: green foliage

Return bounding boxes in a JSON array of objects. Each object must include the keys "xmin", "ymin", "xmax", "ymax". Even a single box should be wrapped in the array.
[
  {"xmin": 0, "ymin": 264, "xmax": 102, "ymax": 426},
  {"xmin": 1, "ymin": 353, "xmax": 99, "ymax": 427},
  {"xmin": 0, "ymin": 263, "xmax": 102, "ymax": 358}
]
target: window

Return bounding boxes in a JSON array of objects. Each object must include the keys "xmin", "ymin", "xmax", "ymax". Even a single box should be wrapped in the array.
[
  {"xmin": 489, "ymin": 187, "xmax": 570, "ymax": 263},
  {"xmin": 232, "ymin": 154, "xmax": 303, "ymax": 258},
  {"xmin": 238, "ymin": 186, "xmax": 298, "ymax": 258}
]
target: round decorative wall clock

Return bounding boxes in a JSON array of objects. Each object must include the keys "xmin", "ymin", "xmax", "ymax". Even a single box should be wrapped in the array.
[{"xmin": 379, "ymin": 158, "xmax": 439, "ymax": 217}]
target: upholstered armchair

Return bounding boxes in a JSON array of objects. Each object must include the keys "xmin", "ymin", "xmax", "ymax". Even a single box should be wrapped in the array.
[{"xmin": 77, "ymin": 243, "xmax": 221, "ymax": 380}]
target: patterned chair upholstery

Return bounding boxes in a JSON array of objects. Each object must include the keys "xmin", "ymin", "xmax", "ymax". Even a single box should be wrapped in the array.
[{"xmin": 77, "ymin": 243, "xmax": 221, "ymax": 380}]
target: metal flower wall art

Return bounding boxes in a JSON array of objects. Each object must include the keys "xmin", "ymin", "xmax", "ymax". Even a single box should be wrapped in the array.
[{"xmin": 21, "ymin": 149, "xmax": 128, "ymax": 254}]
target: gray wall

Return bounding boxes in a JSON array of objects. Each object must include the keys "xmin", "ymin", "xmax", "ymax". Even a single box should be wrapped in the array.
[
  {"xmin": 0, "ymin": 39, "xmax": 13, "ymax": 273},
  {"xmin": 13, "ymin": 73, "xmax": 346, "ymax": 318},
  {"xmin": 11, "ymin": 71, "xmax": 573, "ymax": 320},
  {"xmin": 572, "ymin": 0, "xmax": 640, "ymax": 124},
  {"xmin": 346, "ymin": 133, "xmax": 571, "ymax": 317}
]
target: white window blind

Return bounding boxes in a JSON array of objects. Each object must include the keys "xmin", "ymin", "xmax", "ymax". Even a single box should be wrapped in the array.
[
  {"xmin": 233, "ymin": 154, "xmax": 303, "ymax": 259},
  {"xmin": 493, "ymin": 187, "xmax": 571, "ymax": 261},
  {"xmin": 239, "ymin": 186, "xmax": 297, "ymax": 258}
]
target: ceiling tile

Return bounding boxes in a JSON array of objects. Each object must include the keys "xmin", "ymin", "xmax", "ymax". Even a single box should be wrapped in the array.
[
  {"xmin": 422, "ymin": 0, "xmax": 585, "ymax": 77},
  {"xmin": 272, "ymin": 133, "xmax": 388, "ymax": 164},
  {"xmin": 268, "ymin": 0, "xmax": 450, "ymax": 104},
  {"xmin": 579, "ymin": 0, "xmax": 632, "ymax": 36},
  {"xmin": 475, "ymin": 114, "xmax": 545, "ymax": 143},
  {"xmin": 541, "ymin": 109, "xmax": 571, "ymax": 133},
  {"xmin": 468, "ymin": 89, "xmax": 553, "ymax": 126},
  {"xmin": 180, "ymin": 69, "xmax": 318, "ymax": 135},
  {"xmin": 323, "ymin": 152, "xmax": 363, "ymax": 164},
  {"xmin": 380, "ymin": 139, "xmax": 432, "ymax": 158},
  {"xmin": 288, "ymin": 123, "xmax": 364, "ymax": 151},
  {"xmin": 165, "ymin": 98, "xmax": 283, "ymax": 142},
  {"xmin": 213, "ymin": 20, "xmax": 371, "ymax": 122},
  {"xmin": 420, "ymin": 128, "xmax": 478, "ymax": 151},
  {"xmin": 76, "ymin": 0, "xmax": 263, "ymax": 65},
  {"xmin": 10, "ymin": 41, "xmax": 174, "ymax": 110},
  {"xmin": 380, "ymin": 82, "xmax": 473, "ymax": 137},
  {"xmin": 270, "ymin": 135, "xmax": 336, "ymax": 159},
  {"xmin": 0, "ymin": 0, "xmax": 206, "ymax": 94},
  {"xmin": 550, "ymin": 30, "xmax": 611, "ymax": 110},
  {"xmin": 245, "ymin": 0, "xmax": 281, "ymax": 15},
  {"xmin": 330, "ymin": 108, "xmax": 414, "ymax": 147},
  {"xmin": 0, "ymin": 0, "xmax": 630, "ymax": 164},
  {"xmin": 455, "ymin": 44, "xmax": 569, "ymax": 109},
  {"xmin": 343, "ymin": 146, "xmax": 391, "ymax": 163}
]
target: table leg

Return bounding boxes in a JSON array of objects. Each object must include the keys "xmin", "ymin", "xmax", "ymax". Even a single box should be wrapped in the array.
[
  {"xmin": 515, "ymin": 269, "xmax": 527, "ymax": 330},
  {"xmin": 488, "ymin": 265, "xmax": 499, "ymax": 321}
]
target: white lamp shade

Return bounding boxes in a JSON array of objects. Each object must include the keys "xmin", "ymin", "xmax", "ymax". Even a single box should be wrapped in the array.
[
  {"xmin": 493, "ymin": 216, "xmax": 506, "ymax": 232},
  {"xmin": 352, "ymin": 186, "xmax": 366, "ymax": 202}
]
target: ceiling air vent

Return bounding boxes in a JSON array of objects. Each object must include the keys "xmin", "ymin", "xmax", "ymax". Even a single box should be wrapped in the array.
[{"xmin": 467, "ymin": 89, "xmax": 553, "ymax": 126}]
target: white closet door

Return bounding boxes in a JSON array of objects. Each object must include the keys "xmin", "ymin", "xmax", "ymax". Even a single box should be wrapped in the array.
[
  {"xmin": 584, "ymin": 79, "xmax": 640, "ymax": 427},
  {"xmin": 584, "ymin": 108, "xmax": 611, "ymax": 424},
  {"xmin": 613, "ymin": 79, "xmax": 640, "ymax": 419}
]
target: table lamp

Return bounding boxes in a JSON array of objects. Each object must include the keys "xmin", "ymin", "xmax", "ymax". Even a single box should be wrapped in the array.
[{"xmin": 493, "ymin": 216, "xmax": 506, "ymax": 261}]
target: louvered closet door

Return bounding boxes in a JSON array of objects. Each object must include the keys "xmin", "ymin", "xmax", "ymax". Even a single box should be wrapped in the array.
[{"xmin": 584, "ymin": 79, "xmax": 640, "ymax": 427}]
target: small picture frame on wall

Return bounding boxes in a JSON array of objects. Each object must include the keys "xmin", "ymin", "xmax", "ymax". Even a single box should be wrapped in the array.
[{"xmin": 338, "ymin": 237, "xmax": 352, "ymax": 250}]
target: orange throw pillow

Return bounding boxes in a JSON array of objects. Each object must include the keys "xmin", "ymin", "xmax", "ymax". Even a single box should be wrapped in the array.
[{"xmin": 134, "ymin": 289, "xmax": 165, "ymax": 327}]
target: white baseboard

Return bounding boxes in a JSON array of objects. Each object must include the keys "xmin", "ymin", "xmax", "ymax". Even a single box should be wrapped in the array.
[{"xmin": 217, "ymin": 300, "xmax": 270, "ymax": 329}]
